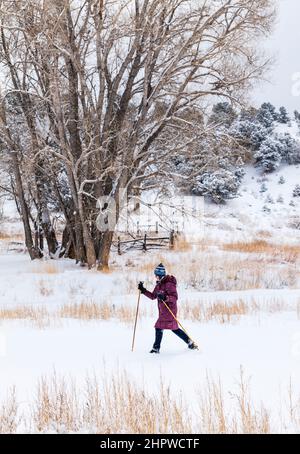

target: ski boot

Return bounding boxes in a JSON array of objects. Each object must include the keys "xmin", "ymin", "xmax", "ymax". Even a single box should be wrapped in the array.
[{"xmin": 188, "ymin": 341, "xmax": 198, "ymax": 350}]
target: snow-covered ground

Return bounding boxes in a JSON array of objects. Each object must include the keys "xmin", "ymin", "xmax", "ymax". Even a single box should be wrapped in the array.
[{"xmin": 0, "ymin": 164, "xmax": 300, "ymax": 433}]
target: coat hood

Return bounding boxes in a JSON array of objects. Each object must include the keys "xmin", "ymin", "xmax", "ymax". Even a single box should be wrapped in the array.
[{"xmin": 161, "ymin": 274, "xmax": 177, "ymax": 285}]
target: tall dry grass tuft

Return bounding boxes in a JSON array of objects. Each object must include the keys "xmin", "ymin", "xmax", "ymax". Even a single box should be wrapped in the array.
[
  {"xmin": 0, "ymin": 232, "xmax": 10, "ymax": 240},
  {"xmin": 59, "ymin": 301, "xmax": 113, "ymax": 321},
  {"xmin": 0, "ymin": 387, "xmax": 19, "ymax": 434},
  {"xmin": 287, "ymin": 379, "xmax": 300, "ymax": 430},
  {"xmin": 2, "ymin": 370, "xmax": 300, "ymax": 433},
  {"xmin": 173, "ymin": 235, "xmax": 192, "ymax": 252},
  {"xmin": 0, "ymin": 295, "xmax": 294, "ymax": 328},
  {"xmin": 181, "ymin": 299, "xmax": 250, "ymax": 324},
  {"xmin": 223, "ymin": 240, "xmax": 300, "ymax": 264},
  {"xmin": 31, "ymin": 262, "xmax": 59, "ymax": 274},
  {"xmin": 0, "ymin": 306, "xmax": 50, "ymax": 328},
  {"xmin": 32, "ymin": 370, "xmax": 192, "ymax": 434},
  {"xmin": 234, "ymin": 368, "xmax": 270, "ymax": 434},
  {"xmin": 34, "ymin": 372, "xmax": 80, "ymax": 433},
  {"xmin": 59, "ymin": 300, "xmax": 153, "ymax": 324},
  {"xmin": 181, "ymin": 296, "xmax": 291, "ymax": 324},
  {"xmin": 198, "ymin": 369, "xmax": 270, "ymax": 434},
  {"xmin": 0, "ymin": 232, "xmax": 24, "ymax": 241},
  {"xmin": 174, "ymin": 254, "xmax": 298, "ymax": 291},
  {"xmin": 115, "ymin": 238, "xmax": 300, "ymax": 292}
]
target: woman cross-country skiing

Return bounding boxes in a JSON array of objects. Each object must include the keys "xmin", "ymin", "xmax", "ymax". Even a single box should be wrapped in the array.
[{"xmin": 138, "ymin": 263, "xmax": 198, "ymax": 354}]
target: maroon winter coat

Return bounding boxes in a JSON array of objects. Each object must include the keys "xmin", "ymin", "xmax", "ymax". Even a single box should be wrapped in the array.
[{"xmin": 143, "ymin": 275, "xmax": 179, "ymax": 330}]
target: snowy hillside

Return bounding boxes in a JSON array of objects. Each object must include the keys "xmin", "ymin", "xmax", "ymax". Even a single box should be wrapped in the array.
[{"xmin": 203, "ymin": 163, "xmax": 300, "ymax": 242}]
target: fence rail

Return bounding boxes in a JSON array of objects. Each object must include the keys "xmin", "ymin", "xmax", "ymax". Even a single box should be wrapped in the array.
[{"xmin": 112, "ymin": 231, "xmax": 175, "ymax": 255}]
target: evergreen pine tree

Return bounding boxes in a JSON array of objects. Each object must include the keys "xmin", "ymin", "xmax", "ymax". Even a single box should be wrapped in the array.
[
  {"xmin": 254, "ymin": 136, "xmax": 282, "ymax": 172},
  {"xmin": 293, "ymin": 184, "xmax": 300, "ymax": 197},
  {"xmin": 277, "ymin": 106, "xmax": 290, "ymax": 124},
  {"xmin": 209, "ymin": 102, "xmax": 237, "ymax": 127},
  {"xmin": 294, "ymin": 110, "xmax": 300, "ymax": 122},
  {"xmin": 256, "ymin": 102, "xmax": 277, "ymax": 128}
]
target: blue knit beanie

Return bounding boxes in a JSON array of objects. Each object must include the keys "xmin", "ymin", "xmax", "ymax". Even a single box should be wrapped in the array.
[{"xmin": 154, "ymin": 263, "xmax": 166, "ymax": 277}]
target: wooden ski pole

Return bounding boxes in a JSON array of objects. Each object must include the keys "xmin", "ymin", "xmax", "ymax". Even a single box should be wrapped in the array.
[
  {"xmin": 160, "ymin": 299, "xmax": 199, "ymax": 349},
  {"xmin": 131, "ymin": 290, "xmax": 141, "ymax": 352}
]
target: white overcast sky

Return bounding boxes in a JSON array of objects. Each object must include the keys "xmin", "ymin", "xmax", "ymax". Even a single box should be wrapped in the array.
[{"xmin": 253, "ymin": 0, "xmax": 300, "ymax": 112}]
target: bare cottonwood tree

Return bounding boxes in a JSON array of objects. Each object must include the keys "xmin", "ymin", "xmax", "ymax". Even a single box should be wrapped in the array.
[{"xmin": 0, "ymin": 0, "xmax": 275, "ymax": 268}]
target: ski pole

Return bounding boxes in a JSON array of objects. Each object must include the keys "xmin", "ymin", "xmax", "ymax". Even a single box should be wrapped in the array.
[
  {"xmin": 131, "ymin": 289, "xmax": 141, "ymax": 352},
  {"xmin": 160, "ymin": 298, "xmax": 199, "ymax": 350}
]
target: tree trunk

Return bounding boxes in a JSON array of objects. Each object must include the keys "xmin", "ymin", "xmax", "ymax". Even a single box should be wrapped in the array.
[
  {"xmin": 41, "ymin": 209, "xmax": 59, "ymax": 257},
  {"xmin": 77, "ymin": 194, "xmax": 96, "ymax": 268},
  {"xmin": 74, "ymin": 213, "xmax": 87, "ymax": 264},
  {"xmin": 97, "ymin": 230, "xmax": 114, "ymax": 271},
  {"xmin": 61, "ymin": 224, "xmax": 76, "ymax": 259},
  {"xmin": 11, "ymin": 152, "xmax": 41, "ymax": 260},
  {"xmin": 35, "ymin": 170, "xmax": 58, "ymax": 257}
]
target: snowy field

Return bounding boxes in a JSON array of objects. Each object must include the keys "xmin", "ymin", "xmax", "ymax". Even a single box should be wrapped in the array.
[{"xmin": 0, "ymin": 165, "xmax": 300, "ymax": 433}]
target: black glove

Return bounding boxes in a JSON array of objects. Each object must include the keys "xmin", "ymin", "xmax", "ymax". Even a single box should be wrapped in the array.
[
  {"xmin": 157, "ymin": 292, "xmax": 167, "ymax": 301},
  {"xmin": 138, "ymin": 282, "xmax": 146, "ymax": 294}
]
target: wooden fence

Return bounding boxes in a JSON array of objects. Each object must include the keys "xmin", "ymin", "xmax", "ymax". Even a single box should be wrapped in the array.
[{"xmin": 112, "ymin": 230, "xmax": 175, "ymax": 255}]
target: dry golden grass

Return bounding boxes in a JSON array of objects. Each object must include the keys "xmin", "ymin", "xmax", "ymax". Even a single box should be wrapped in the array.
[
  {"xmin": 198, "ymin": 369, "xmax": 270, "ymax": 434},
  {"xmin": 97, "ymin": 265, "xmax": 114, "ymax": 273},
  {"xmin": 181, "ymin": 296, "xmax": 293, "ymax": 323},
  {"xmin": 0, "ymin": 306, "xmax": 50, "ymax": 329},
  {"xmin": 59, "ymin": 300, "xmax": 152, "ymax": 324},
  {"xmin": 0, "ymin": 232, "xmax": 10, "ymax": 240},
  {"xmin": 287, "ymin": 379, "xmax": 300, "ymax": 430},
  {"xmin": 174, "ymin": 254, "xmax": 297, "ymax": 291},
  {"xmin": 0, "ymin": 232, "xmax": 24, "ymax": 241},
  {"xmin": 181, "ymin": 299, "xmax": 250, "ymax": 324},
  {"xmin": 223, "ymin": 240, "xmax": 300, "ymax": 264},
  {"xmin": 34, "ymin": 373, "xmax": 79, "ymax": 433},
  {"xmin": 60, "ymin": 301, "xmax": 113, "ymax": 321},
  {"xmin": 120, "ymin": 238, "xmax": 299, "ymax": 292},
  {"xmin": 30, "ymin": 262, "xmax": 60, "ymax": 274},
  {"xmin": 0, "ymin": 300, "xmax": 151, "ymax": 327},
  {"xmin": 32, "ymin": 370, "xmax": 192, "ymax": 434},
  {"xmin": 256, "ymin": 230, "xmax": 273, "ymax": 239},
  {"xmin": 173, "ymin": 234, "xmax": 192, "ymax": 252},
  {"xmin": 2, "ymin": 369, "xmax": 299, "ymax": 433},
  {"xmin": 0, "ymin": 294, "xmax": 293, "ymax": 329},
  {"xmin": 0, "ymin": 387, "xmax": 18, "ymax": 434}
]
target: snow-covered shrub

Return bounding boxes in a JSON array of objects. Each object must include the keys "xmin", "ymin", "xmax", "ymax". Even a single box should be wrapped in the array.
[
  {"xmin": 277, "ymin": 195, "xmax": 284, "ymax": 203},
  {"xmin": 254, "ymin": 136, "xmax": 283, "ymax": 172},
  {"xmin": 294, "ymin": 110, "xmax": 300, "ymax": 122},
  {"xmin": 192, "ymin": 168, "xmax": 242, "ymax": 204},
  {"xmin": 277, "ymin": 106, "xmax": 290, "ymax": 124},
  {"xmin": 209, "ymin": 102, "xmax": 237, "ymax": 127},
  {"xmin": 292, "ymin": 184, "xmax": 300, "ymax": 198},
  {"xmin": 260, "ymin": 183, "xmax": 268, "ymax": 193},
  {"xmin": 262, "ymin": 204, "xmax": 271, "ymax": 213},
  {"xmin": 288, "ymin": 216, "xmax": 300, "ymax": 230},
  {"xmin": 256, "ymin": 102, "xmax": 277, "ymax": 129},
  {"xmin": 230, "ymin": 118, "xmax": 269, "ymax": 151},
  {"xmin": 277, "ymin": 133, "xmax": 300, "ymax": 165},
  {"xmin": 265, "ymin": 195, "xmax": 274, "ymax": 204},
  {"xmin": 249, "ymin": 124, "xmax": 270, "ymax": 150}
]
